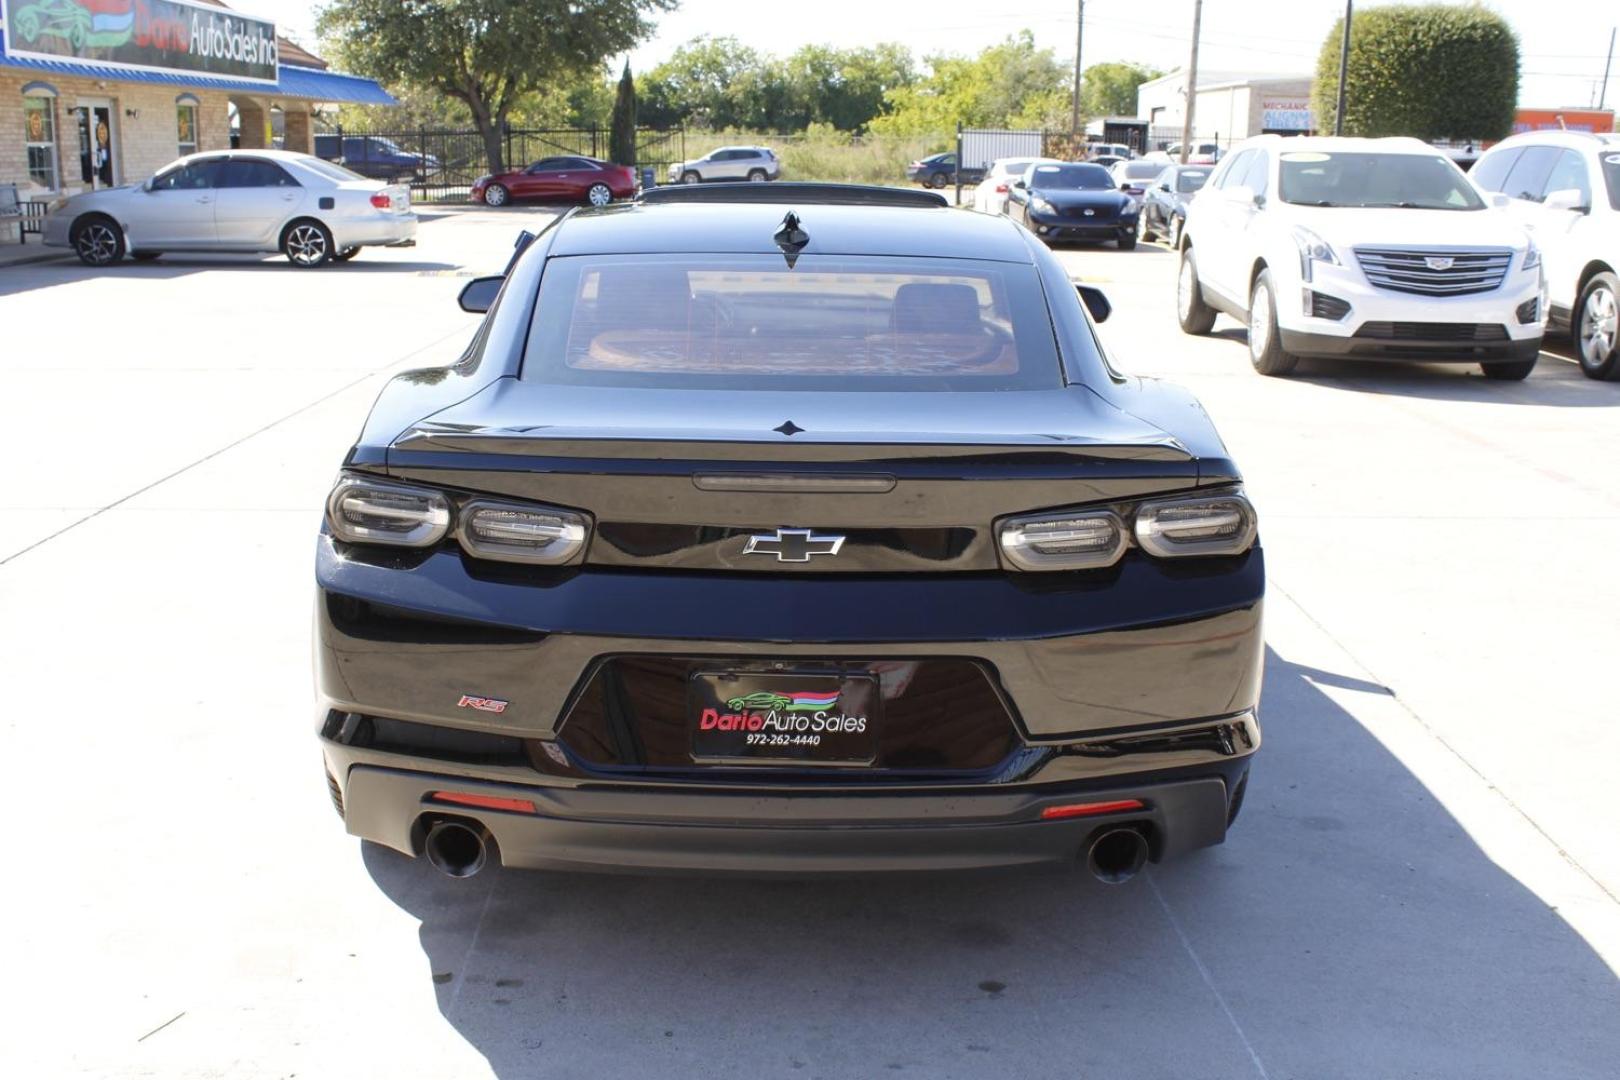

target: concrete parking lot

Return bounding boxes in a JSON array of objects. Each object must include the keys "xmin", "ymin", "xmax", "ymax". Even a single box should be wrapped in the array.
[{"xmin": 2, "ymin": 207, "xmax": 1618, "ymax": 1079}]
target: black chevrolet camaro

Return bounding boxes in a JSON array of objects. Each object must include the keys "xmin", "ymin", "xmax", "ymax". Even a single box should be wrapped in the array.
[{"xmin": 315, "ymin": 183, "xmax": 1263, "ymax": 884}]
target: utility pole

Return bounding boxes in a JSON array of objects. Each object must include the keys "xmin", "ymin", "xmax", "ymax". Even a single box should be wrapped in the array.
[
  {"xmin": 1600, "ymin": 27, "xmax": 1616, "ymax": 110},
  {"xmin": 1334, "ymin": 0, "xmax": 1353, "ymax": 135},
  {"xmin": 1178, "ymin": 0, "xmax": 1202, "ymax": 164},
  {"xmin": 1071, "ymin": 0, "xmax": 1085, "ymax": 134}
]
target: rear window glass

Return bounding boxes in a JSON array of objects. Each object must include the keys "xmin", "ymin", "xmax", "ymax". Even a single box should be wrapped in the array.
[
  {"xmin": 522, "ymin": 254, "xmax": 1062, "ymax": 391},
  {"xmin": 300, "ymin": 157, "xmax": 364, "ymax": 182}
]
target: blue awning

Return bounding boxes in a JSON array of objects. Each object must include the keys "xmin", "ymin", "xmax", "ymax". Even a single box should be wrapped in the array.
[{"xmin": 0, "ymin": 28, "xmax": 395, "ymax": 105}]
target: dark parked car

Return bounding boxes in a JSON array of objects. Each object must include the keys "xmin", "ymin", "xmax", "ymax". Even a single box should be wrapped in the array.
[
  {"xmin": 316, "ymin": 182, "xmax": 1263, "ymax": 884},
  {"xmin": 1137, "ymin": 164, "xmax": 1211, "ymax": 246},
  {"xmin": 906, "ymin": 152, "xmax": 985, "ymax": 189},
  {"xmin": 471, "ymin": 156, "xmax": 638, "ymax": 207},
  {"xmin": 313, "ymin": 134, "xmax": 438, "ymax": 183},
  {"xmin": 1008, "ymin": 162, "xmax": 1140, "ymax": 248}
]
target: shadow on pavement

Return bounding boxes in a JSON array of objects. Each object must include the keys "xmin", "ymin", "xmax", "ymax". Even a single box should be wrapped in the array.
[
  {"xmin": 0, "ymin": 256, "xmax": 466, "ymax": 297},
  {"xmin": 1205, "ymin": 324, "xmax": 1620, "ymax": 406},
  {"xmin": 362, "ymin": 648, "xmax": 1620, "ymax": 1079}
]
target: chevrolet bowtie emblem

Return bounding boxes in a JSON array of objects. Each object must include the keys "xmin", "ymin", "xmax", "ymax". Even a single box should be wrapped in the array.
[{"xmin": 743, "ymin": 528, "xmax": 846, "ymax": 562}]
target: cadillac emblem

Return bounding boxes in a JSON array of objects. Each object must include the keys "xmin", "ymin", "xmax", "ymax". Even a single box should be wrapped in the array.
[{"xmin": 1424, "ymin": 256, "xmax": 1455, "ymax": 271}]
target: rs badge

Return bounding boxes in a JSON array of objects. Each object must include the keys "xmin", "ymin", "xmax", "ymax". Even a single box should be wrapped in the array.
[{"xmin": 457, "ymin": 695, "xmax": 509, "ymax": 714}]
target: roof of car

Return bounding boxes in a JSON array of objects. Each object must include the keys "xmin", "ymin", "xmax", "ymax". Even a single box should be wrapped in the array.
[
  {"xmin": 1489, "ymin": 129, "xmax": 1620, "ymax": 153},
  {"xmin": 1235, "ymin": 135, "xmax": 1442, "ymax": 156},
  {"xmin": 549, "ymin": 199, "xmax": 1036, "ymax": 263}
]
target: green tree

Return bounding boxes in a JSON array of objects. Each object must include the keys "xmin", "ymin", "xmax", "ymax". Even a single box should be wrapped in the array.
[
  {"xmin": 1079, "ymin": 62, "xmax": 1162, "ymax": 119},
  {"xmin": 1312, "ymin": 3, "xmax": 1519, "ymax": 140},
  {"xmin": 610, "ymin": 62, "xmax": 637, "ymax": 167},
  {"xmin": 315, "ymin": 0, "xmax": 674, "ymax": 173},
  {"xmin": 870, "ymin": 32, "xmax": 1067, "ymax": 135},
  {"xmin": 639, "ymin": 35, "xmax": 764, "ymax": 129}
]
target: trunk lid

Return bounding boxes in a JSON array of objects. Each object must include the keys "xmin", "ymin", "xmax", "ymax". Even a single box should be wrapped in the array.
[{"xmin": 387, "ymin": 382, "xmax": 1203, "ymax": 573}]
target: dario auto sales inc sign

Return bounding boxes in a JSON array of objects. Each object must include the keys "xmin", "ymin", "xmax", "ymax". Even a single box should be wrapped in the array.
[{"xmin": 3, "ymin": 0, "xmax": 278, "ymax": 84}]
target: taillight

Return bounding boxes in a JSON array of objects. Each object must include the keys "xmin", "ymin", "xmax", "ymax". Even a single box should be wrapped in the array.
[
  {"xmin": 1135, "ymin": 493, "xmax": 1257, "ymax": 558},
  {"xmin": 997, "ymin": 490, "xmax": 1256, "ymax": 571},
  {"xmin": 995, "ymin": 183, "xmax": 1008, "ymax": 193},
  {"xmin": 458, "ymin": 500, "xmax": 589, "ymax": 565},
  {"xmin": 369, "ymin": 192, "xmax": 391, "ymax": 209},
  {"xmin": 326, "ymin": 475, "xmax": 450, "ymax": 547},
  {"xmin": 998, "ymin": 511, "xmax": 1128, "ymax": 571}
]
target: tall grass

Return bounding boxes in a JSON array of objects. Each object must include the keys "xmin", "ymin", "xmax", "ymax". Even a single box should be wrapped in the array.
[{"xmin": 690, "ymin": 127, "xmax": 955, "ymax": 185}]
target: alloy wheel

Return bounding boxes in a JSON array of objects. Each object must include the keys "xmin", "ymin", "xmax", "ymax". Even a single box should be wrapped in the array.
[
  {"xmin": 484, "ymin": 184, "xmax": 508, "ymax": 207},
  {"xmin": 1249, "ymin": 283, "xmax": 1272, "ymax": 359},
  {"xmin": 76, "ymin": 222, "xmax": 119, "ymax": 265},
  {"xmin": 1177, "ymin": 259, "xmax": 1196, "ymax": 321},
  {"xmin": 287, "ymin": 225, "xmax": 328, "ymax": 266},
  {"xmin": 1580, "ymin": 286, "xmax": 1617, "ymax": 367},
  {"xmin": 587, "ymin": 184, "xmax": 612, "ymax": 207}
]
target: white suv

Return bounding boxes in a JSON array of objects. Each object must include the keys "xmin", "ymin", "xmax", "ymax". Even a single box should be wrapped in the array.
[
  {"xmin": 1470, "ymin": 130, "xmax": 1620, "ymax": 379},
  {"xmin": 1177, "ymin": 135, "xmax": 1545, "ymax": 379}
]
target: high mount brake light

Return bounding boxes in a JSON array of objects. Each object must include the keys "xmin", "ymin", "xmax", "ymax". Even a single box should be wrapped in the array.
[{"xmin": 326, "ymin": 476, "xmax": 450, "ymax": 548}]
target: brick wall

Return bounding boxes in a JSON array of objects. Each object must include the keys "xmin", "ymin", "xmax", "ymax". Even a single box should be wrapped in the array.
[{"xmin": 1, "ymin": 70, "xmax": 233, "ymax": 199}]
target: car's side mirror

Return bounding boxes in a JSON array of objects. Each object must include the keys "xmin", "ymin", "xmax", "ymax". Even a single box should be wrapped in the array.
[
  {"xmin": 1012, "ymin": 179, "xmax": 1026, "ymax": 189},
  {"xmin": 1120, "ymin": 181, "xmax": 1132, "ymax": 191},
  {"xmin": 1488, "ymin": 192, "xmax": 1512, "ymax": 209},
  {"xmin": 1158, "ymin": 182, "xmax": 1172, "ymax": 191},
  {"xmin": 1076, "ymin": 283, "xmax": 1111, "ymax": 323},
  {"xmin": 1543, "ymin": 187, "xmax": 1589, "ymax": 213},
  {"xmin": 458, "ymin": 276, "xmax": 504, "ymax": 314},
  {"xmin": 141, "ymin": 177, "xmax": 155, "ymax": 192}
]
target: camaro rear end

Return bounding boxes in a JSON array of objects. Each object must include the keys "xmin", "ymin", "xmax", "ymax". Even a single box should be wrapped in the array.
[{"xmin": 315, "ymin": 184, "xmax": 1264, "ymax": 883}]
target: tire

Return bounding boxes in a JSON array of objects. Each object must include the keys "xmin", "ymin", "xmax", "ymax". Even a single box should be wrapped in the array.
[
  {"xmin": 130, "ymin": 251, "xmax": 162, "ymax": 262},
  {"xmin": 332, "ymin": 247, "xmax": 360, "ymax": 263},
  {"xmin": 681, "ymin": 170, "xmax": 702, "ymax": 185},
  {"xmin": 1247, "ymin": 270, "xmax": 1299, "ymax": 376},
  {"xmin": 1481, "ymin": 358, "xmax": 1537, "ymax": 380},
  {"xmin": 1117, "ymin": 230, "xmax": 1137, "ymax": 251},
  {"xmin": 71, "ymin": 214, "xmax": 124, "ymax": 266},
  {"xmin": 282, "ymin": 219, "xmax": 334, "ymax": 268},
  {"xmin": 746, "ymin": 169, "xmax": 767, "ymax": 183},
  {"xmin": 482, "ymin": 183, "xmax": 509, "ymax": 207},
  {"xmin": 929, "ymin": 172, "xmax": 948, "ymax": 189},
  {"xmin": 1167, "ymin": 214, "xmax": 1182, "ymax": 249},
  {"xmin": 1574, "ymin": 271, "xmax": 1620, "ymax": 380},
  {"xmin": 1136, "ymin": 211, "xmax": 1153, "ymax": 243},
  {"xmin": 586, "ymin": 183, "xmax": 613, "ymax": 207},
  {"xmin": 1176, "ymin": 248, "xmax": 1217, "ymax": 335}
]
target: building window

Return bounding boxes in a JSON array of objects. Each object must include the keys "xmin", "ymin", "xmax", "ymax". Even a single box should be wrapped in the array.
[
  {"xmin": 177, "ymin": 103, "xmax": 199, "ymax": 156},
  {"xmin": 24, "ymin": 96, "xmax": 58, "ymax": 190}
]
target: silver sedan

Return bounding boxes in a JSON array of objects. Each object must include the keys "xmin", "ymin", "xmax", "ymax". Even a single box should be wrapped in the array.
[{"xmin": 42, "ymin": 149, "xmax": 417, "ymax": 268}]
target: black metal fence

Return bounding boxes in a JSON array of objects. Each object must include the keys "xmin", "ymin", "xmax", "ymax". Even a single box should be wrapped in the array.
[{"xmin": 312, "ymin": 124, "xmax": 686, "ymax": 203}]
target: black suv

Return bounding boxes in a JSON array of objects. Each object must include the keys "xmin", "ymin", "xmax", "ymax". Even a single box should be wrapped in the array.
[{"xmin": 316, "ymin": 184, "xmax": 1264, "ymax": 885}]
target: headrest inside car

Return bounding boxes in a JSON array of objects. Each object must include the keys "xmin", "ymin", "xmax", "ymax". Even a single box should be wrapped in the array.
[{"xmin": 892, "ymin": 283, "xmax": 981, "ymax": 334}]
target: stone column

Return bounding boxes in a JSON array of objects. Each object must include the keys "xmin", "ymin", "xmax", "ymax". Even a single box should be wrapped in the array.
[{"xmin": 282, "ymin": 107, "xmax": 313, "ymax": 155}]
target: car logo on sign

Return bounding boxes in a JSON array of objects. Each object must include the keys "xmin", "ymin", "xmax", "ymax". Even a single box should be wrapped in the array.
[
  {"xmin": 1424, "ymin": 256, "xmax": 1455, "ymax": 270},
  {"xmin": 742, "ymin": 528, "xmax": 846, "ymax": 562}
]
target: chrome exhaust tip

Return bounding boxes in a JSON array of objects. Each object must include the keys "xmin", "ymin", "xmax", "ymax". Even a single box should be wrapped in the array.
[
  {"xmin": 423, "ymin": 820, "xmax": 493, "ymax": 879},
  {"xmin": 1085, "ymin": 827, "xmax": 1149, "ymax": 885}
]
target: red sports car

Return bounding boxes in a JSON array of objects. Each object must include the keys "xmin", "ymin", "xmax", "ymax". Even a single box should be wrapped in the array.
[{"xmin": 471, "ymin": 156, "xmax": 638, "ymax": 208}]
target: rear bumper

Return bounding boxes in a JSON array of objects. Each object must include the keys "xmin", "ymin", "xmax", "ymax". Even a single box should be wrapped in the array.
[
  {"xmin": 334, "ymin": 760, "xmax": 1247, "ymax": 874},
  {"xmin": 336, "ymin": 213, "xmax": 418, "ymax": 248}
]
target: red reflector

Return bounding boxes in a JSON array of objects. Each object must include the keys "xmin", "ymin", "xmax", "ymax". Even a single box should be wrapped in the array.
[
  {"xmin": 430, "ymin": 791, "xmax": 537, "ymax": 814},
  {"xmin": 370, "ymin": 192, "xmax": 392, "ymax": 209},
  {"xmin": 995, "ymin": 183, "xmax": 1008, "ymax": 193},
  {"xmin": 1040, "ymin": 799, "xmax": 1144, "ymax": 821}
]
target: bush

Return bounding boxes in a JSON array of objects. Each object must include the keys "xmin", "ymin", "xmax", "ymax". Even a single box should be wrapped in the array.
[
  {"xmin": 685, "ymin": 126, "xmax": 952, "ymax": 185},
  {"xmin": 1312, "ymin": 4, "xmax": 1519, "ymax": 141}
]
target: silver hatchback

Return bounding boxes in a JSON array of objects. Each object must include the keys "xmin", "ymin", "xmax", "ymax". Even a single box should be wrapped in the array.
[{"xmin": 668, "ymin": 146, "xmax": 781, "ymax": 184}]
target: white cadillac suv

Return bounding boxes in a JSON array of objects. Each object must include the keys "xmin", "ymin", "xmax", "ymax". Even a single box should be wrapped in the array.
[
  {"xmin": 1177, "ymin": 135, "xmax": 1545, "ymax": 379},
  {"xmin": 1469, "ymin": 129, "xmax": 1620, "ymax": 379}
]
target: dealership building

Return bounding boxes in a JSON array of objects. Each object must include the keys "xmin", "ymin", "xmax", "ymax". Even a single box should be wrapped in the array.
[
  {"xmin": 0, "ymin": 0, "xmax": 392, "ymax": 208},
  {"xmin": 1136, "ymin": 71, "xmax": 1316, "ymax": 149}
]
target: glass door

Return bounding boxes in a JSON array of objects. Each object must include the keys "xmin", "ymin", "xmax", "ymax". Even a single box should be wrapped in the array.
[{"xmin": 74, "ymin": 102, "xmax": 117, "ymax": 189}]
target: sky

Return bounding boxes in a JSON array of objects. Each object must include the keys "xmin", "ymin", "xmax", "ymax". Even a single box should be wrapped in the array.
[{"xmin": 248, "ymin": 0, "xmax": 1620, "ymax": 111}]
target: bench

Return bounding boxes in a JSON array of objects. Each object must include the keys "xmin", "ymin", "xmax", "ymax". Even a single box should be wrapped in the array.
[{"xmin": 1, "ymin": 183, "xmax": 47, "ymax": 245}]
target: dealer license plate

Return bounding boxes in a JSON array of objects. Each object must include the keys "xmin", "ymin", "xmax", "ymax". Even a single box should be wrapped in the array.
[{"xmin": 689, "ymin": 672, "xmax": 881, "ymax": 765}]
